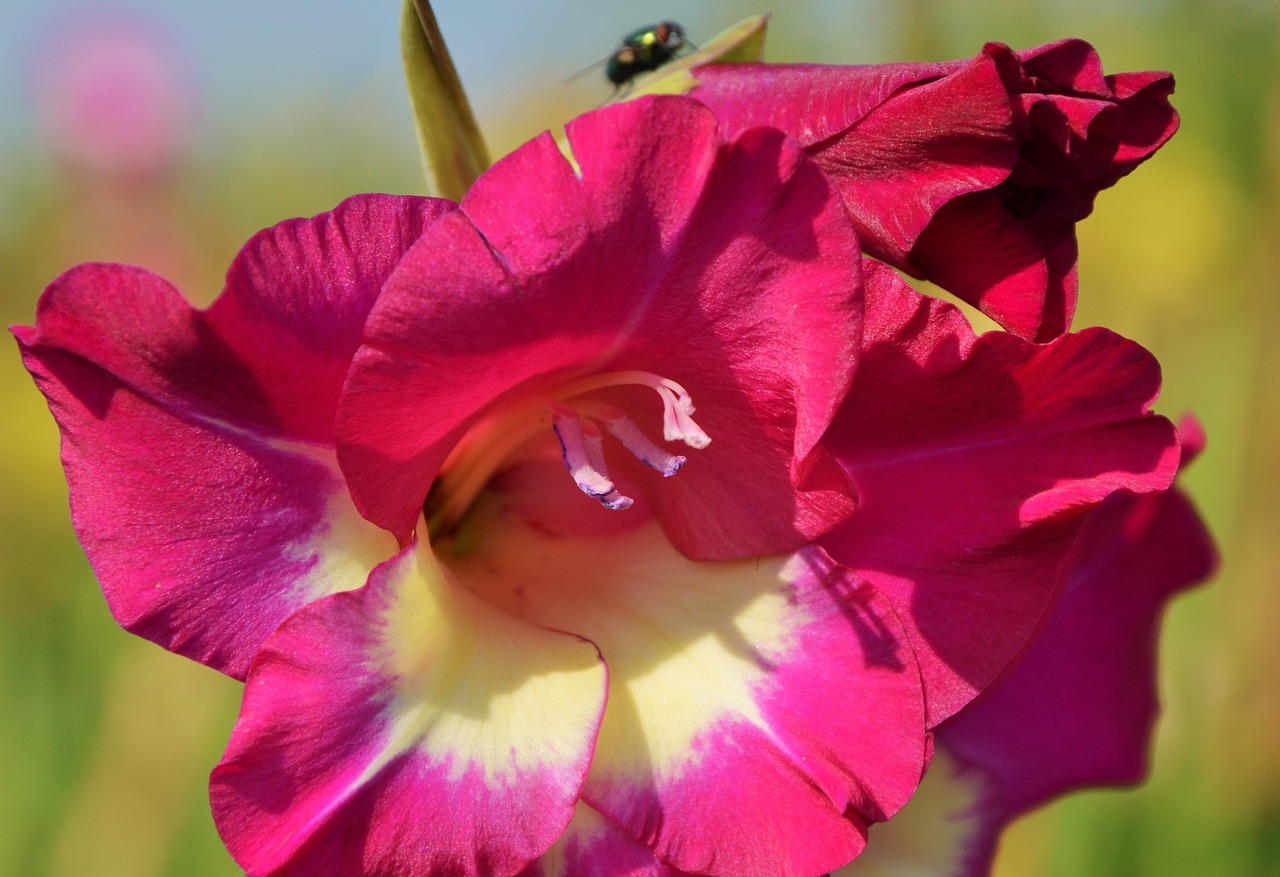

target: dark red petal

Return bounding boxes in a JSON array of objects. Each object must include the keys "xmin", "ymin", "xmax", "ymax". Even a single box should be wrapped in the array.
[
  {"xmin": 822, "ymin": 263, "xmax": 1179, "ymax": 724},
  {"xmin": 807, "ymin": 53, "xmax": 1018, "ymax": 267},
  {"xmin": 940, "ymin": 478, "xmax": 1216, "ymax": 815},
  {"xmin": 698, "ymin": 44, "xmax": 1177, "ymax": 342},
  {"xmin": 1107, "ymin": 70, "xmax": 1179, "ymax": 169},
  {"xmin": 692, "ymin": 61, "xmax": 953, "ymax": 146},
  {"xmin": 909, "ymin": 192, "xmax": 1052, "ymax": 340}
]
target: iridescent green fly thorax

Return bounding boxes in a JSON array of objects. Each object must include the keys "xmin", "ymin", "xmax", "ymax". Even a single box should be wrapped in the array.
[{"xmin": 605, "ymin": 21, "xmax": 688, "ymax": 86}]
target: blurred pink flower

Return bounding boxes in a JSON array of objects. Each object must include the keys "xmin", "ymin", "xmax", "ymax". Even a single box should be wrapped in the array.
[
  {"xmin": 15, "ymin": 94, "xmax": 1184, "ymax": 877},
  {"xmin": 28, "ymin": 11, "xmax": 198, "ymax": 180}
]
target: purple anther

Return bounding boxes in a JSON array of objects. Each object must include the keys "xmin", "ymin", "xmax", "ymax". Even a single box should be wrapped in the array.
[{"xmin": 552, "ymin": 409, "xmax": 634, "ymax": 510}]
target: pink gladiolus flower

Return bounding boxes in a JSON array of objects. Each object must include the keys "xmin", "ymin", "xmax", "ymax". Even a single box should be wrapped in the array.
[
  {"xmin": 692, "ymin": 39, "xmax": 1179, "ymax": 342},
  {"xmin": 16, "ymin": 96, "xmax": 1183, "ymax": 876}
]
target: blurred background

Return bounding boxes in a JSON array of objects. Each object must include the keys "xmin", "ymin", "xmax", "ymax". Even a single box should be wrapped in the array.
[{"xmin": 0, "ymin": 1, "xmax": 1274, "ymax": 875}]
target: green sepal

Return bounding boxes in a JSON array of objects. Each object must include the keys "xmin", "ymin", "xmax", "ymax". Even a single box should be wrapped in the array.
[{"xmin": 401, "ymin": 0, "xmax": 491, "ymax": 200}]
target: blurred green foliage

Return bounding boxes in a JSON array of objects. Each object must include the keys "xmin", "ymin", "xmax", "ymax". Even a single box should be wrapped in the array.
[{"xmin": 1, "ymin": 2, "xmax": 1275, "ymax": 875}]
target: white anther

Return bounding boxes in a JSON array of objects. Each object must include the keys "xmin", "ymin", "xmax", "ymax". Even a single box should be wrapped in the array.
[
  {"xmin": 603, "ymin": 413, "xmax": 687, "ymax": 477},
  {"xmin": 655, "ymin": 385, "xmax": 712, "ymax": 449}
]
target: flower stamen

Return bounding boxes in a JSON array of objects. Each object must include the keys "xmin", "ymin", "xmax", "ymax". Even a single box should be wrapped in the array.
[
  {"xmin": 430, "ymin": 370, "xmax": 710, "ymax": 532},
  {"xmin": 552, "ymin": 407, "xmax": 634, "ymax": 510},
  {"xmin": 573, "ymin": 400, "xmax": 686, "ymax": 477},
  {"xmin": 654, "ymin": 384, "xmax": 712, "ymax": 449}
]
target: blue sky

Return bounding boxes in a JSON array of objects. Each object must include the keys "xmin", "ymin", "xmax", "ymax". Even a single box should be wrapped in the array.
[{"xmin": 0, "ymin": 1, "xmax": 890, "ymax": 145}]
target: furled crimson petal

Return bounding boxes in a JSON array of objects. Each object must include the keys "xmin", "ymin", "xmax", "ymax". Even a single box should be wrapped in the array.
[
  {"xmin": 988, "ymin": 40, "xmax": 1179, "ymax": 172},
  {"xmin": 338, "ymin": 96, "xmax": 861, "ymax": 560},
  {"xmin": 211, "ymin": 537, "xmax": 607, "ymax": 877},
  {"xmin": 695, "ymin": 56, "xmax": 1018, "ymax": 269},
  {"xmin": 13, "ymin": 194, "xmax": 450, "ymax": 678},
  {"xmin": 449, "ymin": 510, "xmax": 926, "ymax": 877},
  {"xmin": 805, "ymin": 54, "xmax": 1018, "ymax": 268},
  {"xmin": 694, "ymin": 41, "xmax": 1178, "ymax": 343},
  {"xmin": 517, "ymin": 802, "xmax": 691, "ymax": 877},
  {"xmin": 998, "ymin": 40, "xmax": 1177, "ymax": 160},
  {"xmin": 821, "ymin": 262, "xmax": 1179, "ymax": 725},
  {"xmin": 999, "ymin": 45, "xmax": 1175, "ymax": 270},
  {"xmin": 1106, "ymin": 69, "xmax": 1181, "ymax": 166},
  {"xmin": 1004, "ymin": 38, "xmax": 1110, "ymax": 97},
  {"xmin": 1012, "ymin": 93, "xmax": 1118, "ymax": 188},
  {"xmin": 698, "ymin": 56, "xmax": 1067, "ymax": 342},
  {"xmin": 909, "ymin": 191, "xmax": 1051, "ymax": 338},
  {"xmin": 690, "ymin": 62, "xmax": 953, "ymax": 146},
  {"xmin": 912, "ymin": 189, "xmax": 1079, "ymax": 342}
]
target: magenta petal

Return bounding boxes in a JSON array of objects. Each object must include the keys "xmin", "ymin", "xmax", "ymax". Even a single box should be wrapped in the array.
[
  {"xmin": 832, "ymin": 749, "xmax": 992, "ymax": 877},
  {"xmin": 208, "ymin": 194, "xmax": 454, "ymax": 443},
  {"xmin": 909, "ymin": 192, "xmax": 1053, "ymax": 340},
  {"xmin": 518, "ymin": 802, "xmax": 691, "ymax": 877},
  {"xmin": 13, "ymin": 194, "xmax": 448, "ymax": 677},
  {"xmin": 449, "ymin": 507, "xmax": 926, "ymax": 877},
  {"xmin": 20, "ymin": 195, "xmax": 449, "ymax": 444},
  {"xmin": 939, "ymin": 476, "xmax": 1217, "ymax": 817},
  {"xmin": 882, "ymin": 452, "xmax": 1217, "ymax": 877},
  {"xmin": 570, "ymin": 547, "xmax": 925, "ymax": 876},
  {"xmin": 806, "ymin": 54, "xmax": 1017, "ymax": 268},
  {"xmin": 822, "ymin": 263, "xmax": 1179, "ymax": 724},
  {"xmin": 338, "ymin": 96, "xmax": 861, "ymax": 559},
  {"xmin": 16, "ymin": 336, "xmax": 390, "ymax": 679},
  {"xmin": 618, "ymin": 123, "xmax": 862, "ymax": 559},
  {"xmin": 336, "ymin": 98, "xmax": 732, "ymax": 537},
  {"xmin": 212, "ymin": 540, "xmax": 607, "ymax": 877}
]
